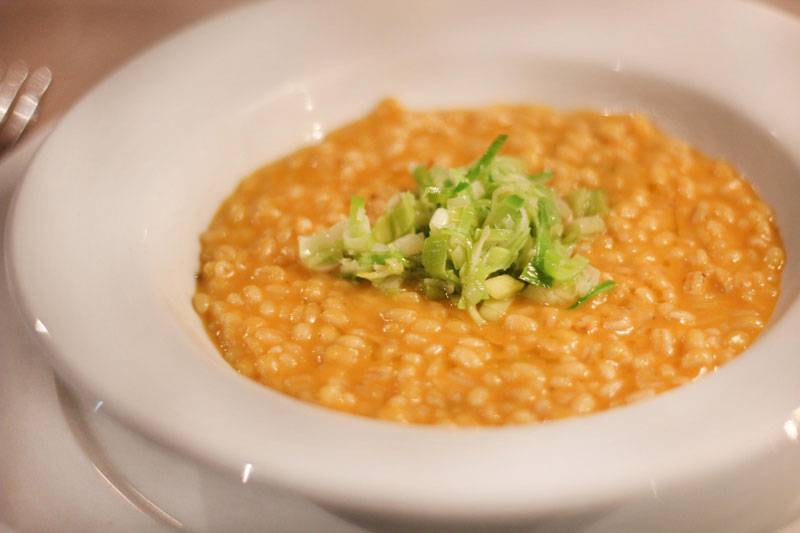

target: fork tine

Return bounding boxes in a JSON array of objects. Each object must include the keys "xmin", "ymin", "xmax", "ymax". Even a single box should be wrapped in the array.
[
  {"xmin": 0, "ymin": 67, "xmax": 52, "ymax": 151},
  {"xmin": 0, "ymin": 61, "xmax": 29, "ymax": 127}
]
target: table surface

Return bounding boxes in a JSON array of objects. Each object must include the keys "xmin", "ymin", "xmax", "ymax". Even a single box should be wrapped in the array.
[
  {"xmin": 0, "ymin": 0, "xmax": 253, "ymax": 135},
  {"xmin": 1, "ymin": 0, "xmax": 799, "ymax": 138}
]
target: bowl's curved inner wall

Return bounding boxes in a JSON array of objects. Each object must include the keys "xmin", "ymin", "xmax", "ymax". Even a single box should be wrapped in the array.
[{"xmin": 144, "ymin": 56, "xmax": 800, "ymax": 362}]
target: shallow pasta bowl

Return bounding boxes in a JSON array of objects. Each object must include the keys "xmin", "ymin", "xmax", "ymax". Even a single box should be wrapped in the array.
[{"xmin": 6, "ymin": 0, "xmax": 800, "ymax": 530}]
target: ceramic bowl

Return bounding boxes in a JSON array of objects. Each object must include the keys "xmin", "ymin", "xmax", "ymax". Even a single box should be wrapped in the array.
[{"xmin": 6, "ymin": 1, "xmax": 800, "ymax": 530}]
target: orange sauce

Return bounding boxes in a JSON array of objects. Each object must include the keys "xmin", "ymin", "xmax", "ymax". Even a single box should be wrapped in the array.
[{"xmin": 193, "ymin": 99, "xmax": 784, "ymax": 425}]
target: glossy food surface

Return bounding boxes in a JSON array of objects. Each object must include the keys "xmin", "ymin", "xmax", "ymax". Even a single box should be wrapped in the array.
[{"xmin": 195, "ymin": 100, "xmax": 784, "ymax": 425}]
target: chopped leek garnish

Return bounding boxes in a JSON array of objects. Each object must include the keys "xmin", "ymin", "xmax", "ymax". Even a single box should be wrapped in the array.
[
  {"xmin": 485, "ymin": 274, "xmax": 524, "ymax": 300},
  {"xmin": 298, "ymin": 135, "xmax": 614, "ymax": 322},
  {"xmin": 568, "ymin": 280, "xmax": 617, "ymax": 310}
]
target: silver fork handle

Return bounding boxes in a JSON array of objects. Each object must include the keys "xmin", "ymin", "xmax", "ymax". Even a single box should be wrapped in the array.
[
  {"xmin": 0, "ymin": 61, "xmax": 29, "ymax": 125},
  {"xmin": 0, "ymin": 66, "xmax": 52, "ymax": 151}
]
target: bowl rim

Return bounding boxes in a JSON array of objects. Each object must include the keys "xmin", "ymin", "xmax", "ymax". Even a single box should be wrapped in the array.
[{"xmin": 6, "ymin": 0, "xmax": 800, "ymax": 519}]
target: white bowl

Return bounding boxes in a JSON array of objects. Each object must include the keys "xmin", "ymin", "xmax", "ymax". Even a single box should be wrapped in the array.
[{"xmin": 6, "ymin": 0, "xmax": 800, "ymax": 530}]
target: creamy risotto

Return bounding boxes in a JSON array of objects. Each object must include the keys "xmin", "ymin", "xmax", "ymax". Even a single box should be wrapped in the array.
[{"xmin": 193, "ymin": 99, "xmax": 784, "ymax": 426}]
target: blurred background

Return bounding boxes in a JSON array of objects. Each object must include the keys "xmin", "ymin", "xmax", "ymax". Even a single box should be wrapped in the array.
[
  {"xmin": 0, "ymin": 0, "xmax": 798, "ymax": 133},
  {"xmin": 0, "ymin": 0, "xmax": 253, "ymax": 130}
]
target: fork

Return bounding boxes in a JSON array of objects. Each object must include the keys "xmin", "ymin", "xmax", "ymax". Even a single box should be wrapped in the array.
[{"xmin": 0, "ymin": 60, "xmax": 52, "ymax": 154}]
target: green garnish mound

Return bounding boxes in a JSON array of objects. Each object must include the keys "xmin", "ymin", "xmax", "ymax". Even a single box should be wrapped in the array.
[{"xmin": 298, "ymin": 135, "xmax": 615, "ymax": 324}]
